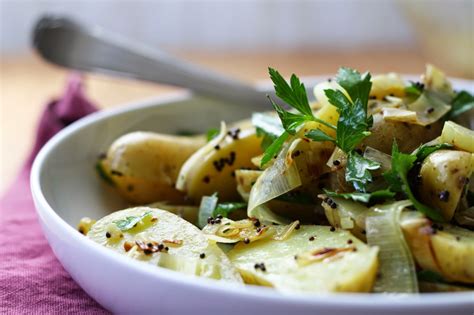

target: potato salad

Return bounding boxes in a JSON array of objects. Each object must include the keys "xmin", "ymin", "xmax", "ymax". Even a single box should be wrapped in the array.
[{"xmin": 82, "ymin": 65, "xmax": 474, "ymax": 294}]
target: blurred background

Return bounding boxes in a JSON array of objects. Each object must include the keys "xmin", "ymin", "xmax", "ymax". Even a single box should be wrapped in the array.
[{"xmin": 1, "ymin": 0, "xmax": 473, "ymax": 192}]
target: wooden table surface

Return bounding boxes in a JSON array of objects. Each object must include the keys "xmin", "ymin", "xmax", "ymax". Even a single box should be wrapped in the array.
[{"xmin": 0, "ymin": 50, "xmax": 462, "ymax": 193}]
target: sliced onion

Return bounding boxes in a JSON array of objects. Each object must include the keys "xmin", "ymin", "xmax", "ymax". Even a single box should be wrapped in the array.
[
  {"xmin": 406, "ymin": 91, "xmax": 451, "ymax": 125},
  {"xmin": 363, "ymin": 146, "xmax": 392, "ymax": 174},
  {"xmin": 366, "ymin": 200, "xmax": 418, "ymax": 293},
  {"xmin": 197, "ymin": 194, "xmax": 219, "ymax": 229},
  {"xmin": 247, "ymin": 138, "xmax": 302, "ymax": 223}
]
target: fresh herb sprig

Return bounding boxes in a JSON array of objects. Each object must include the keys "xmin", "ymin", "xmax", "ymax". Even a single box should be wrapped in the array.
[
  {"xmin": 383, "ymin": 142, "xmax": 444, "ymax": 221},
  {"xmin": 260, "ymin": 68, "xmax": 336, "ymax": 166},
  {"xmin": 318, "ymin": 68, "xmax": 378, "ymax": 192},
  {"xmin": 446, "ymin": 90, "xmax": 474, "ymax": 119},
  {"xmin": 113, "ymin": 211, "xmax": 153, "ymax": 231}
]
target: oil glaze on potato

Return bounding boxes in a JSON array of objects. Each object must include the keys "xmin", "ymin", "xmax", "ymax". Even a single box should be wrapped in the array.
[
  {"xmin": 228, "ymin": 225, "xmax": 378, "ymax": 293},
  {"xmin": 418, "ymin": 150, "xmax": 472, "ymax": 221},
  {"xmin": 102, "ymin": 132, "xmax": 205, "ymax": 204},
  {"xmin": 88, "ymin": 207, "xmax": 243, "ymax": 282}
]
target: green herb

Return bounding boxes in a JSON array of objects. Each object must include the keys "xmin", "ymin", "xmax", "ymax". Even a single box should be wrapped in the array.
[
  {"xmin": 417, "ymin": 270, "xmax": 446, "ymax": 283},
  {"xmin": 268, "ymin": 67, "xmax": 313, "ymax": 117},
  {"xmin": 405, "ymin": 81, "xmax": 424, "ymax": 97},
  {"xmin": 214, "ymin": 202, "xmax": 247, "ymax": 217},
  {"xmin": 197, "ymin": 193, "xmax": 247, "ymax": 228},
  {"xmin": 175, "ymin": 130, "xmax": 198, "ymax": 136},
  {"xmin": 95, "ymin": 161, "xmax": 114, "ymax": 186},
  {"xmin": 336, "ymin": 67, "xmax": 372, "ymax": 108},
  {"xmin": 206, "ymin": 128, "xmax": 220, "ymax": 142},
  {"xmin": 113, "ymin": 211, "xmax": 153, "ymax": 231},
  {"xmin": 321, "ymin": 68, "xmax": 377, "ymax": 191},
  {"xmin": 446, "ymin": 90, "xmax": 474, "ymax": 119},
  {"xmin": 260, "ymin": 68, "xmax": 336, "ymax": 166},
  {"xmin": 252, "ymin": 112, "xmax": 284, "ymax": 151},
  {"xmin": 325, "ymin": 189, "xmax": 395, "ymax": 204},
  {"xmin": 384, "ymin": 142, "xmax": 444, "ymax": 221},
  {"xmin": 256, "ymin": 127, "xmax": 278, "ymax": 151},
  {"xmin": 345, "ymin": 152, "xmax": 381, "ymax": 192},
  {"xmin": 305, "ymin": 129, "xmax": 335, "ymax": 143},
  {"xmin": 260, "ymin": 131, "xmax": 289, "ymax": 167},
  {"xmin": 413, "ymin": 143, "xmax": 453, "ymax": 161}
]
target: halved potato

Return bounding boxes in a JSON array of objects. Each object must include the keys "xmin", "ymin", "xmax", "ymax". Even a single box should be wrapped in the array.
[
  {"xmin": 227, "ymin": 225, "xmax": 378, "ymax": 293},
  {"xmin": 88, "ymin": 207, "xmax": 242, "ymax": 282},
  {"xmin": 362, "ymin": 113, "xmax": 443, "ymax": 154},
  {"xmin": 418, "ymin": 150, "xmax": 473, "ymax": 221},
  {"xmin": 101, "ymin": 132, "xmax": 205, "ymax": 204},
  {"xmin": 400, "ymin": 212, "xmax": 474, "ymax": 284},
  {"xmin": 176, "ymin": 125, "xmax": 262, "ymax": 202}
]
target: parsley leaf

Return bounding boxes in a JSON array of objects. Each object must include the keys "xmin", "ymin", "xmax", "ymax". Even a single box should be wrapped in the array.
[
  {"xmin": 113, "ymin": 211, "xmax": 153, "ymax": 231},
  {"xmin": 213, "ymin": 202, "xmax": 247, "ymax": 218},
  {"xmin": 405, "ymin": 81, "xmax": 424, "ymax": 97},
  {"xmin": 206, "ymin": 128, "xmax": 219, "ymax": 141},
  {"xmin": 260, "ymin": 68, "xmax": 336, "ymax": 166},
  {"xmin": 260, "ymin": 131, "xmax": 289, "ymax": 167},
  {"xmin": 269, "ymin": 67, "xmax": 312, "ymax": 116},
  {"xmin": 252, "ymin": 112, "xmax": 284, "ymax": 151},
  {"xmin": 345, "ymin": 152, "xmax": 380, "ymax": 192},
  {"xmin": 256, "ymin": 127, "xmax": 277, "ymax": 151},
  {"xmin": 322, "ymin": 68, "xmax": 375, "ymax": 191},
  {"xmin": 269, "ymin": 97, "xmax": 309, "ymax": 134},
  {"xmin": 446, "ymin": 90, "xmax": 474, "ymax": 119},
  {"xmin": 325, "ymin": 189, "xmax": 395, "ymax": 204},
  {"xmin": 413, "ymin": 143, "xmax": 453, "ymax": 162},
  {"xmin": 305, "ymin": 129, "xmax": 335, "ymax": 142},
  {"xmin": 197, "ymin": 193, "xmax": 246, "ymax": 228},
  {"xmin": 336, "ymin": 67, "xmax": 372, "ymax": 108},
  {"xmin": 384, "ymin": 142, "xmax": 444, "ymax": 221}
]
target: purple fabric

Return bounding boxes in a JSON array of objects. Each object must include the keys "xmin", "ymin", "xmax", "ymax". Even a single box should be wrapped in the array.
[{"xmin": 0, "ymin": 74, "xmax": 109, "ymax": 314}]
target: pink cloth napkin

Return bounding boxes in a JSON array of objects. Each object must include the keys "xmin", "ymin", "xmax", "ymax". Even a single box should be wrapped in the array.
[{"xmin": 0, "ymin": 75, "xmax": 109, "ymax": 314}]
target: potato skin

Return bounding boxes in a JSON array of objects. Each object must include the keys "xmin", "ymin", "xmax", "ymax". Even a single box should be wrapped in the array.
[
  {"xmin": 418, "ymin": 150, "xmax": 472, "ymax": 221},
  {"xmin": 401, "ymin": 214, "xmax": 474, "ymax": 284},
  {"xmin": 362, "ymin": 113, "xmax": 442, "ymax": 154},
  {"xmin": 102, "ymin": 132, "xmax": 205, "ymax": 204},
  {"xmin": 177, "ymin": 128, "xmax": 262, "ymax": 203}
]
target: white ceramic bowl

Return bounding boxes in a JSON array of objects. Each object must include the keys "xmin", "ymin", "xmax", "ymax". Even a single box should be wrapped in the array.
[{"xmin": 31, "ymin": 76, "xmax": 474, "ymax": 315}]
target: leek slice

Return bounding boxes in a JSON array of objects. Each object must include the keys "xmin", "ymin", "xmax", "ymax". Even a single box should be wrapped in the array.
[
  {"xmin": 366, "ymin": 200, "xmax": 418, "ymax": 293},
  {"xmin": 197, "ymin": 194, "xmax": 219, "ymax": 228},
  {"xmin": 247, "ymin": 138, "xmax": 302, "ymax": 222},
  {"xmin": 440, "ymin": 121, "xmax": 474, "ymax": 153}
]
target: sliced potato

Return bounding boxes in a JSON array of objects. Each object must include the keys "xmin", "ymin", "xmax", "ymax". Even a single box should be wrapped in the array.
[
  {"xmin": 101, "ymin": 132, "xmax": 205, "ymax": 204},
  {"xmin": 228, "ymin": 225, "xmax": 379, "ymax": 293},
  {"xmin": 88, "ymin": 207, "xmax": 242, "ymax": 282},
  {"xmin": 400, "ymin": 212, "xmax": 474, "ymax": 284},
  {"xmin": 418, "ymin": 150, "xmax": 473, "ymax": 221},
  {"xmin": 177, "ymin": 124, "xmax": 262, "ymax": 202}
]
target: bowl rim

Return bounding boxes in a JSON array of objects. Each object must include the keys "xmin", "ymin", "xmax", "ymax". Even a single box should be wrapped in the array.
[{"xmin": 30, "ymin": 75, "xmax": 474, "ymax": 309}]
